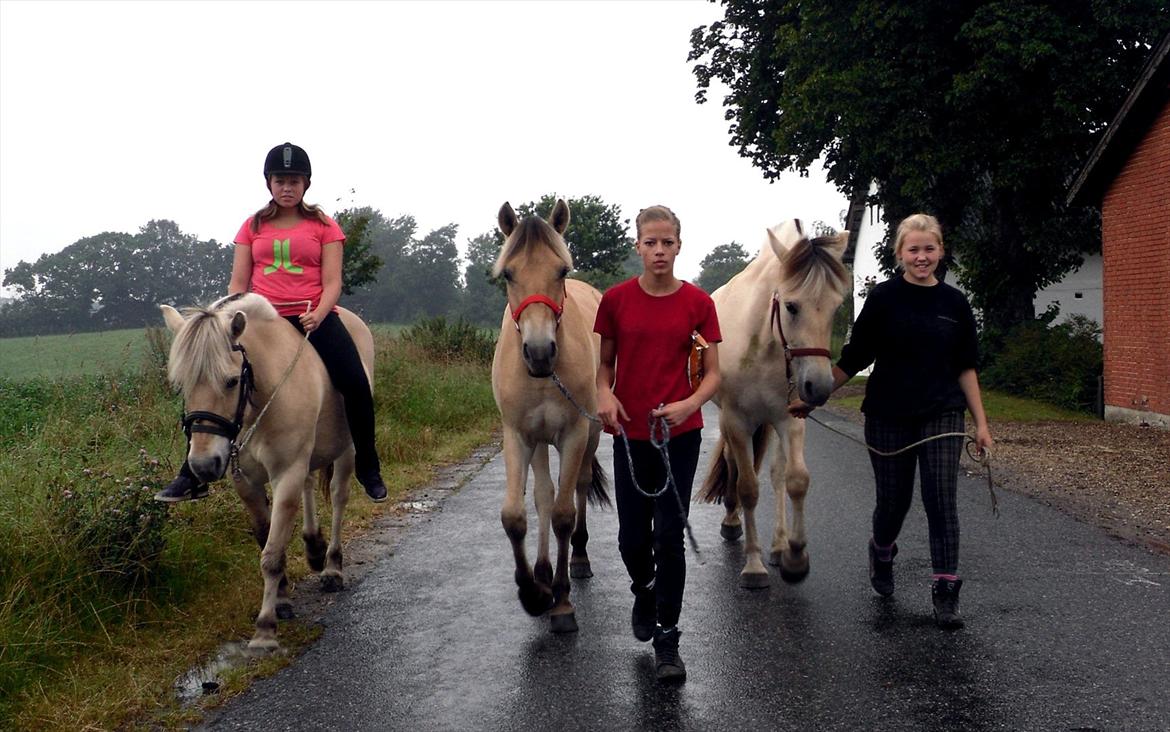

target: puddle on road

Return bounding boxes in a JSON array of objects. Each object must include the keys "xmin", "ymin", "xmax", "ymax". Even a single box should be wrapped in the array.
[
  {"xmin": 401, "ymin": 499, "xmax": 439, "ymax": 513},
  {"xmin": 175, "ymin": 641, "xmax": 274, "ymax": 706}
]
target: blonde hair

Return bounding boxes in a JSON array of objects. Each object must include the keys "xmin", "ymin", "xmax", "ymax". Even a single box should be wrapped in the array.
[
  {"xmin": 893, "ymin": 213, "xmax": 944, "ymax": 256},
  {"xmin": 635, "ymin": 205, "xmax": 681, "ymax": 240}
]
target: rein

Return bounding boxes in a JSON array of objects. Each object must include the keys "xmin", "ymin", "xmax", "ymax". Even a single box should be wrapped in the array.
[
  {"xmin": 550, "ymin": 371, "xmax": 704, "ymax": 562},
  {"xmin": 805, "ymin": 411, "xmax": 999, "ymax": 517}
]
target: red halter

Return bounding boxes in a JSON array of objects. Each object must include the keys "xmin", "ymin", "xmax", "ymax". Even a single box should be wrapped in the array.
[
  {"xmin": 770, "ymin": 294, "xmax": 833, "ymax": 361},
  {"xmin": 511, "ymin": 293, "xmax": 564, "ymax": 331}
]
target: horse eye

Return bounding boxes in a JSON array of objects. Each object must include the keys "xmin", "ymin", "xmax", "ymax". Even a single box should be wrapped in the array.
[
  {"xmin": 558, "ymin": 267, "xmax": 570, "ymax": 280},
  {"xmin": 225, "ymin": 377, "xmax": 240, "ymax": 390},
  {"xmin": 502, "ymin": 269, "xmax": 514, "ymax": 283},
  {"xmin": 786, "ymin": 302, "xmax": 799, "ymax": 316}
]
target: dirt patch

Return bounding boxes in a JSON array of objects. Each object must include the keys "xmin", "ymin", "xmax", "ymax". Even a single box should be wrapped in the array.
[{"xmin": 820, "ymin": 386, "xmax": 1170, "ymax": 556}]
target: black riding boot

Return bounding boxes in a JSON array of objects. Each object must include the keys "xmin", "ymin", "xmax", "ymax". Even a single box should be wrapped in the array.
[
  {"xmin": 932, "ymin": 578, "xmax": 965, "ymax": 629},
  {"xmin": 154, "ymin": 463, "xmax": 208, "ymax": 503}
]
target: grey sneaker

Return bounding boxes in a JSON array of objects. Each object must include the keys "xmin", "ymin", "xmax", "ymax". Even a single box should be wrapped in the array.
[
  {"xmin": 932, "ymin": 578, "xmax": 965, "ymax": 629},
  {"xmin": 868, "ymin": 540, "xmax": 897, "ymax": 597},
  {"xmin": 652, "ymin": 627, "xmax": 686, "ymax": 682}
]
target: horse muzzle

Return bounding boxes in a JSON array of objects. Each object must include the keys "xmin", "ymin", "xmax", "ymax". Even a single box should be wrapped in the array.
[
  {"xmin": 522, "ymin": 339, "xmax": 558, "ymax": 378},
  {"xmin": 793, "ymin": 363, "xmax": 835, "ymax": 407},
  {"xmin": 188, "ymin": 451, "xmax": 229, "ymax": 483}
]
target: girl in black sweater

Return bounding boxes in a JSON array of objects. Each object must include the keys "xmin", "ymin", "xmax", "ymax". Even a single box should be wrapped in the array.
[{"xmin": 791, "ymin": 213, "xmax": 992, "ymax": 629}]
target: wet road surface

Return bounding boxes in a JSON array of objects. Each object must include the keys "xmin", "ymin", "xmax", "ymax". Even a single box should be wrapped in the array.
[{"xmin": 202, "ymin": 405, "xmax": 1170, "ymax": 731}]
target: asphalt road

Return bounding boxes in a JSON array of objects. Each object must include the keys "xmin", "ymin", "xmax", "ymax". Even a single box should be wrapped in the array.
[{"xmin": 202, "ymin": 405, "xmax": 1170, "ymax": 731}]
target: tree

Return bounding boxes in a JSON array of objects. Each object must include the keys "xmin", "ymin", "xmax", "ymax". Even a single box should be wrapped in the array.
[
  {"xmin": 333, "ymin": 207, "xmax": 384, "ymax": 295},
  {"xmin": 457, "ymin": 231, "xmax": 508, "ymax": 326},
  {"xmin": 696, "ymin": 242, "xmax": 750, "ymax": 293},
  {"xmin": 1, "ymin": 220, "xmax": 231, "ymax": 335},
  {"xmin": 690, "ymin": 1, "xmax": 1170, "ymax": 334},
  {"xmin": 515, "ymin": 195, "xmax": 633, "ymax": 287}
]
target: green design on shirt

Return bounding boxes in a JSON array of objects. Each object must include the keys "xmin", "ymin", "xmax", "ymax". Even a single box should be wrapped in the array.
[{"xmin": 263, "ymin": 238, "xmax": 303, "ymax": 275}]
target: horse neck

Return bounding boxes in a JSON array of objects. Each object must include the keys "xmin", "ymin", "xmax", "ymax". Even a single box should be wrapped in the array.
[{"xmin": 240, "ymin": 318, "xmax": 314, "ymax": 400}]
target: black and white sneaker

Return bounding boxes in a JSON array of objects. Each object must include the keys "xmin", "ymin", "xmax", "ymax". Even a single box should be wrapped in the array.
[
  {"xmin": 631, "ymin": 581, "xmax": 656, "ymax": 642},
  {"xmin": 652, "ymin": 627, "xmax": 686, "ymax": 682},
  {"xmin": 154, "ymin": 473, "xmax": 209, "ymax": 503}
]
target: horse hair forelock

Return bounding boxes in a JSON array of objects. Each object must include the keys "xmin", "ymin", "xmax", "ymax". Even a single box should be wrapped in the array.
[
  {"xmin": 167, "ymin": 294, "xmax": 278, "ymax": 397},
  {"xmin": 492, "ymin": 216, "xmax": 573, "ymax": 277},
  {"xmin": 781, "ymin": 235, "xmax": 850, "ymax": 300}
]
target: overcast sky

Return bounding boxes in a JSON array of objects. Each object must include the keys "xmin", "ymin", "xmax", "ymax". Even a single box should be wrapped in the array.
[{"xmin": 0, "ymin": 0, "xmax": 846, "ymax": 292}]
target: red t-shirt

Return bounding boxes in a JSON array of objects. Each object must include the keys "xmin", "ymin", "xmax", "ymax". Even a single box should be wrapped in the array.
[
  {"xmin": 594, "ymin": 278, "xmax": 721, "ymax": 439},
  {"xmin": 234, "ymin": 215, "xmax": 346, "ymax": 316}
]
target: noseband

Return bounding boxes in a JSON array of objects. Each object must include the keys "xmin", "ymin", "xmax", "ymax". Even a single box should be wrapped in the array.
[
  {"xmin": 511, "ymin": 292, "xmax": 565, "ymax": 332},
  {"xmin": 181, "ymin": 342, "xmax": 255, "ymax": 444},
  {"xmin": 770, "ymin": 293, "xmax": 833, "ymax": 364}
]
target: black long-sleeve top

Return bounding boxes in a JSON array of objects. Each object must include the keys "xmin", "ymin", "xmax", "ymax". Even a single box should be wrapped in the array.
[{"xmin": 837, "ymin": 276, "xmax": 979, "ymax": 420}]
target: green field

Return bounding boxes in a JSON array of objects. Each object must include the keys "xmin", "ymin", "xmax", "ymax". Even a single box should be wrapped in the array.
[{"xmin": 0, "ymin": 328, "xmax": 153, "ymax": 380}]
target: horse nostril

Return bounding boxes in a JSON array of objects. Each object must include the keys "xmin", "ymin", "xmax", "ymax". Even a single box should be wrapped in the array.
[
  {"xmin": 549, "ymin": 342, "xmax": 557, "ymax": 360},
  {"xmin": 522, "ymin": 343, "xmax": 530, "ymax": 361}
]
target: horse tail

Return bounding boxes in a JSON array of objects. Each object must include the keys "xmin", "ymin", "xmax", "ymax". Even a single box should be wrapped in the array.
[
  {"xmin": 320, "ymin": 463, "xmax": 334, "ymax": 504},
  {"xmin": 697, "ymin": 426, "xmax": 770, "ymax": 504},
  {"xmin": 588, "ymin": 456, "xmax": 611, "ymax": 507},
  {"xmin": 697, "ymin": 436, "xmax": 729, "ymax": 504}
]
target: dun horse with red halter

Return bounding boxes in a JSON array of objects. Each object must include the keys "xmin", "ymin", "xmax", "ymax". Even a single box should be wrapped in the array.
[
  {"xmin": 491, "ymin": 199, "xmax": 609, "ymax": 633},
  {"xmin": 161, "ymin": 293, "xmax": 373, "ymax": 649},
  {"xmin": 699, "ymin": 220, "xmax": 850, "ymax": 588}
]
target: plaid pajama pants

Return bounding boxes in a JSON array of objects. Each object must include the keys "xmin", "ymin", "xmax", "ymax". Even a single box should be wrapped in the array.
[{"xmin": 864, "ymin": 410, "xmax": 965, "ymax": 575}]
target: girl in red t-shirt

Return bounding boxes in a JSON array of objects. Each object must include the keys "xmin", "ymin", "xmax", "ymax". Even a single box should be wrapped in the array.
[
  {"xmin": 156, "ymin": 142, "xmax": 387, "ymax": 504},
  {"xmin": 594, "ymin": 205, "xmax": 722, "ymax": 682}
]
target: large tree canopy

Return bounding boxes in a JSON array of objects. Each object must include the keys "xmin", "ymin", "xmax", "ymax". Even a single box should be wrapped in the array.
[
  {"xmin": 514, "ymin": 194, "xmax": 633, "ymax": 289},
  {"xmin": 690, "ymin": 1, "xmax": 1170, "ymax": 333},
  {"xmin": 696, "ymin": 242, "xmax": 750, "ymax": 293},
  {"xmin": 1, "ymin": 220, "xmax": 231, "ymax": 335}
]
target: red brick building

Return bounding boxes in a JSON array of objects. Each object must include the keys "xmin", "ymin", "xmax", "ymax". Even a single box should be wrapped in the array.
[{"xmin": 1069, "ymin": 35, "xmax": 1170, "ymax": 429}]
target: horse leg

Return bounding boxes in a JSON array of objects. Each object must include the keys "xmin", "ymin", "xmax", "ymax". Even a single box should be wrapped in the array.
[
  {"xmin": 501, "ymin": 429, "xmax": 550, "ymax": 616},
  {"xmin": 548, "ymin": 430, "xmax": 586, "ymax": 634},
  {"xmin": 569, "ymin": 426, "xmax": 601, "ymax": 579},
  {"xmin": 249, "ymin": 469, "xmax": 304, "ymax": 651},
  {"xmin": 724, "ymin": 422, "xmax": 768, "ymax": 588},
  {"xmin": 302, "ymin": 469, "xmax": 326, "ymax": 572},
  {"xmin": 321, "ymin": 451, "xmax": 354, "ymax": 593},
  {"xmin": 234, "ymin": 474, "xmax": 271, "ymax": 550},
  {"xmin": 777, "ymin": 417, "xmax": 810, "ymax": 582},
  {"xmin": 532, "ymin": 445, "xmax": 555, "ymax": 594},
  {"xmin": 720, "ymin": 440, "xmax": 743, "ymax": 540}
]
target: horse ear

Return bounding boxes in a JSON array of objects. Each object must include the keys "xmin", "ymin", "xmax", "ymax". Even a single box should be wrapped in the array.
[
  {"xmin": 549, "ymin": 199, "xmax": 571, "ymax": 235},
  {"xmin": 160, "ymin": 304, "xmax": 185, "ymax": 333},
  {"xmin": 230, "ymin": 311, "xmax": 247, "ymax": 341},
  {"xmin": 766, "ymin": 220, "xmax": 803, "ymax": 261},
  {"xmin": 498, "ymin": 202, "xmax": 518, "ymax": 237},
  {"xmin": 812, "ymin": 231, "xmax": 849, "ymax": 262}
]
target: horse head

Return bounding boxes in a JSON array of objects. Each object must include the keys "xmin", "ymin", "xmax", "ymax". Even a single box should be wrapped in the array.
[
  {"xmin": 768, "ymin": 220, "xmax": 850, "ymax": 406},
  {"xmin": 161, "ymin": 294, "xmax": 260, "ymax": 482},
  {"xmin": 494, "ymin": 200, "xmax": 574, "ymax": 377}
]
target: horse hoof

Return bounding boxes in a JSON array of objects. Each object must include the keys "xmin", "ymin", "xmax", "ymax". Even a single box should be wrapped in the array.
[
  {"xmin": 740, "ymin": 571, "xmax": 770, "ymax": 590},
  {"xmin": 779, "ymin": 552, "xmax": 810, "ymax": 584},
  {"xmin": 549, "ymin": 612, "xmax": 578, "ymax": 634},
  {"xmin": 570, "ymin": 560, "xmax": 593, "ymax": 579},
  {"xmin": 275, "ymin": 603, "xmax": 295, "ymax": 621},
  {"xmin": 721, "ymin": 524, "xmax": 744, "ymax": 542},
  {"xmin": 519, "ymin": 586, "xmax": 555, "ymax": 617},
  {"xmin": 247, "ymin": 637, "xmax": 280, "ymax": 653},
  {"xmin": 320, "ymin": 572, "xmax": 344, "ymax": 593}
]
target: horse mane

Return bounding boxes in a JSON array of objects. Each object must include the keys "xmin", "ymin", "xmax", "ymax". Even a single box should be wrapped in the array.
[
  {"xmin": 167, "ymin": 293, "xmax": 279, "ymax": 397},
  {"xmin": 781, "ymin": 235, "xmax": 850, "ymax": 300},
  {"xmin": 492, "ymin": 215, "xmax": 573, "ymax": 277}
]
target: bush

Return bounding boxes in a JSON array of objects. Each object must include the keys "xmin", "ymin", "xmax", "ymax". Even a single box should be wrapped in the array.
[
  {"xmin": 401, "ymin": 316, "xmax": 497, "ymax": 365},
  {"xmin": 982, "ymin": 315, "xmax": 1102, "ymax": 413},
  {"xmin": 45, "ymin": 450, "xmax": 171, "ymax": 584}
]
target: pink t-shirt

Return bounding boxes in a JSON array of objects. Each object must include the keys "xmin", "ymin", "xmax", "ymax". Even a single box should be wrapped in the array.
[
  {"xmin": 234, "ymin": 215, "xmax": 346, "ymax": 316},
  {"xmin": 594, "ymin": 278, "xmax": 721, "ymax": 440}
]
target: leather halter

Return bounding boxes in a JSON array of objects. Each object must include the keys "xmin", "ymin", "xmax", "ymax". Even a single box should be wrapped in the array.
[
  {"xmin": 181, "ymin": 342, "xmax": 255, "ymax": 445},
  {"xmin": 511, "ymin": 291, "xmax": 565, "ymax": 332},
  {"xmin": 770, "ymin": 294, "xmax": 833, "ymax": 362}
]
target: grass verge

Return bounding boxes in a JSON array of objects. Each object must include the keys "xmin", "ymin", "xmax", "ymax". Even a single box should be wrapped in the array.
[{"xmin": 830, "ymin": 377, "xmax": 1095, "ymax": 422}]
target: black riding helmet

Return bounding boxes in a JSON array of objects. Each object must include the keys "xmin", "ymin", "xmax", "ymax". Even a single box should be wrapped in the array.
[{"xmin": 263, "ymin": 142, "xmax": 311, "ymax": 181}]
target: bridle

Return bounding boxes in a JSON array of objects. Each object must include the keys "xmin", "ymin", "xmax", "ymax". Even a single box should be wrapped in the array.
[
  {"xmin": 770, "ymin": 292, "xmax": 832, "ymax": 363},
  {"xmin": 180, "ymin": 342, "xmax": 255, "ymax": 471},
  {"xmin": 510, "ymin": 290, "xmax": 565, "ymax": 332}
]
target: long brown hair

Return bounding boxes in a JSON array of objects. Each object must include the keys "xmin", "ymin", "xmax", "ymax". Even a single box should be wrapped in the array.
[{"xmin": 250, "ymin": 176, "xmax": 331, "ymax": 233}]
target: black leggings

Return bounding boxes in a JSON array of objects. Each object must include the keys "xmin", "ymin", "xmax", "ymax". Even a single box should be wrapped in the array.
[
  {"xmin": 179, "ymin": 311, "xmax": 379, "ymax": 480},
  {"xmin": 612, "ymin": 429, "xmax": 702, "ymax": 629}
]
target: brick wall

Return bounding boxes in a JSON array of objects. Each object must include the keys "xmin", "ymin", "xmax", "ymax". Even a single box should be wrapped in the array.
[{"xmin": 1101, "ymin": 97, "xmax": 1170, "ymax": 422}]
